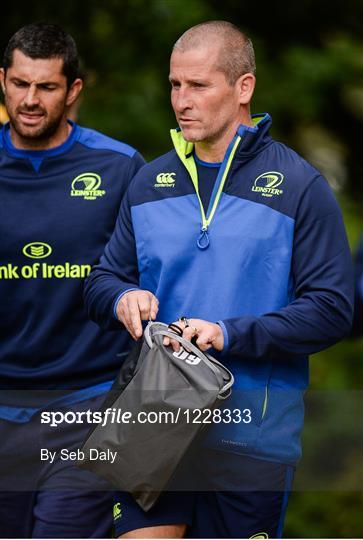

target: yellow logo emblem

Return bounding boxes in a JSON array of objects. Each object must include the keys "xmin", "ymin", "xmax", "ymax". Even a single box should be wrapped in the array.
[
  {"xmin": 252, "ymin": 171, "xmax": 284, "ymax": 198},
  {"xmin": 0, "ymin": 244, "xmax": 91, "ymax": 280},
  {"xmin": 71, "ymin": 173, "xmax": 106, "ymax": 200},
  {"xmin": 113, "ymin": 502, "xmax": 122, "ymax": 520},
  {"xmin": 23, "ymin": 242, "xmax": 52, "ymax": 259},
  {"xmin": 250, "ymin": 533, "xmax": 269, "ymax": 539}
]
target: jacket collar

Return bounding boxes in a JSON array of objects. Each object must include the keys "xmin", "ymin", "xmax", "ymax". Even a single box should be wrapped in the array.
[
  {"xmin": 235, "ymin": 113, "xmax": 272, "ymax": 162},
  {"xmin": 170, "ymin": 113, "xmax": 273, "ymax": 164}
]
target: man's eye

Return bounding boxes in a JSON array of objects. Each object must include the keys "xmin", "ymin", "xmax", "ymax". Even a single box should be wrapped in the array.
[{"xmin": 14, "ymin": 81, "xmax": 28, "ymax": 88}]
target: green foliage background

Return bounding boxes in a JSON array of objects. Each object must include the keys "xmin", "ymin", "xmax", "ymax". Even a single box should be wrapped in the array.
[{"xmin": 1, "ymin": 1, "xmax": 363, "ymax": 537}]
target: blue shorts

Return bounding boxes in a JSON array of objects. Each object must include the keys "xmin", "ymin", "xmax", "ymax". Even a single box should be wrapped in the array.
[
  {"xmin": 0, "ymin": 396, "xmax": 114, "ymax": 538},
  {"xmin": 113, "ymin": 491, "xmax": 194, "ymax": 537},
  {"xmin": 0, "ymin": 489, "xmax": 113, "ymax": 539},
  {"xmin": 190, "ymin": 452, "xmax": 294, "ymax": 538},
  {"xmin": 113, "ymin": 450, "xmax": 294, "ymax": 538}
]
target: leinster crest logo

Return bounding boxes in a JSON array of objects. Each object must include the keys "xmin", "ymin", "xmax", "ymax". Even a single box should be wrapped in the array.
[
  {"xmin": 251, "ymin": 171, "xmax": 284, "ymax": 198},
  {"xmin": 70, "ymin": 173, "xmax": 106, "ymax": 200}
]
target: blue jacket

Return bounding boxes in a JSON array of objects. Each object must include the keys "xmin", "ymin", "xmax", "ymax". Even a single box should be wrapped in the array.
[{"xmin": 84, "ymin": 114, "xmax": 353, "ymax": 464}]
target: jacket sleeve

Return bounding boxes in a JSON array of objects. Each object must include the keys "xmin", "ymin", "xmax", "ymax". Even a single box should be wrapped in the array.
[
  {"xmin": 220, "ymin": 175, "xmax": 354, "ymax": 359},
  {"xmin": 351, "ymin": 239, "xmax": 363, "ymax": 336},
  {"xmin": 84, "ymin": 180, "xmax": 140, "ymax": 330}
]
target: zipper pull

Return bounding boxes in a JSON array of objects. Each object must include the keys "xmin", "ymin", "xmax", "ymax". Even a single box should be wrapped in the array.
[{"xmin": 197, "ymin": 227, "xmax": 210, "ymax": 250}]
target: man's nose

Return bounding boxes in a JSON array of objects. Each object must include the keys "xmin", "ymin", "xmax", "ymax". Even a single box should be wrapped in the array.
[
  {"xmin": 173, "ymin": 87, "xmax": 192, "ymax": 112},
  {"xmin": 23, "ymin": 84, "xmax": 40, "ymax": 108}
]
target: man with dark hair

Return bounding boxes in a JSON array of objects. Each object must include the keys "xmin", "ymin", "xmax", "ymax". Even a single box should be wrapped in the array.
[
  {"xmin": 3, "ymin": 22, "xmax": 81, "ymax": 88},
  {"xmin": 84, "ymin": 20, "xmax": 353, "ymax": 538},
  {"xmin": 0, "ymin": 22, "xmax": 144, "ymax": 537}
]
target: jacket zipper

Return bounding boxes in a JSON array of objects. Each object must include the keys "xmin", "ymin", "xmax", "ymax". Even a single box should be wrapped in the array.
[{"xmin": 171, "ymin": 131, "xmax": 241, "ymax": 250}]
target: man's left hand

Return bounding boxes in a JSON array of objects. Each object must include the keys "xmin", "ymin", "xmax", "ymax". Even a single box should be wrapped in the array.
[{"xmin": 163, "ymin": 318, "xmax": 224, "ymax": 352}]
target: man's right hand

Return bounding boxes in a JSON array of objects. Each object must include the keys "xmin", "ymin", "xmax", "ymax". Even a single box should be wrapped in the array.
[{"xmin": 116, "ymin": 290, "xmax": 159, "ymax": 340}]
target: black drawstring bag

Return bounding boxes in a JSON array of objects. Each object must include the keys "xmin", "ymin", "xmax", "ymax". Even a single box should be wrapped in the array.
[{"xmin": 77, "ymin": 322, "xmax": 234, "ymax": 511}]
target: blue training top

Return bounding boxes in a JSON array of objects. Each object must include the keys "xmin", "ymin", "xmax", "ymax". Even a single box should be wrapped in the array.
[{"xmin": 0, "ymin": 121, "xmax": 145, "ymax": 418}]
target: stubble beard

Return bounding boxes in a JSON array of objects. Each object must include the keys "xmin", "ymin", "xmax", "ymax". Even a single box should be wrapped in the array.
[
  {"xmin": 5, "ymin": 97, "xmax": 65, "ymax": 146},
  {"xmin": 182, "ymin": 121, "xmax": 230, "ymax": 146},
  {"xmin": 10, "ymin": 111, "xmax": 63, "ymax": 144}
]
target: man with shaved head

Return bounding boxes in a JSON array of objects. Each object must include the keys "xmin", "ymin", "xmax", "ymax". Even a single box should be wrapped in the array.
[
  {"xmin": 173, "ymin": 20, "xmax": 256, "ymax": 85},
  {"xmin": 85, "ymin": 21, "xmax": 353, "ymax": 538}
]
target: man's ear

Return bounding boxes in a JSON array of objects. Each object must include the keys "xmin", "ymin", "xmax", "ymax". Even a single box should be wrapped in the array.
[
  {"xmin": 66, "ymin": 78, "xmax": 83, "ymax": 107},
  {"xmin": 0, "ymin": 68, "xmax": 6, "ymax": 95},
  {"xmin": 236, "ymin": 72, "xmax": 256, "ymax": 106}
]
